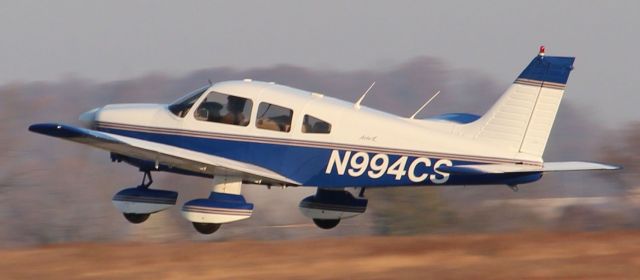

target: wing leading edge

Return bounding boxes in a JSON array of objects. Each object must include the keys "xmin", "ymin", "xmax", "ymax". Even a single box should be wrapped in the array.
[
  {"xmin": 28, "ymin": 123, "xmax": 300, "ymax": 186},
  {"xmin": 438, "ymin": 161, "xmax": 621, "ymax": 175}
]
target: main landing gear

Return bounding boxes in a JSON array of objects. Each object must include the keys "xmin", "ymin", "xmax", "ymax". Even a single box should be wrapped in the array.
[
  {"xmin": 299, "ymin": 188, "xmax": 368, "ymax": 230},
  {"xmin": 113, "ymin": 172, "xmax": 254, "ymax": 235},
  {"xmin": 312, "ymin": 218, "xmax": 341, "ymax": 229},
  {"xmin": 123, "ymin": 213, "xmax": 150, "ymax": 224},
  {"xmin": 112, "ymin": 171, "xmax": 178, "ymax": 224},
  {"xmin": 181, "ymin": 176, "xmax": 254, "ymax": 235},
  {"xmin": 122, "ymin": 172, "xmax": 152, "ymax": 223},
  {"xmin": 192, "ymin": 222, "xmax": 222, "ymax": 235},
  {"xmin": 114, "ymin": 173, "xmax": 371, "ymax": 234}
]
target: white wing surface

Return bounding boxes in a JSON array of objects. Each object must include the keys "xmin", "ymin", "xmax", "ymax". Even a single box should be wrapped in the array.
[{"xmin": 29, "ymin": 123, "xmax": 300, "ymax": 186}]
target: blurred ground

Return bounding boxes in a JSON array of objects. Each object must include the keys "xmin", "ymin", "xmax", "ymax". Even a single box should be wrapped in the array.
[{"xmin": 2, "ymin": 230, "xmax": 640, "ymax": 279}]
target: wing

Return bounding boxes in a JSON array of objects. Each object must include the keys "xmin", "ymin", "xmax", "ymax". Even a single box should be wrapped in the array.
[
  {"xmin": 29, "ymin": 123, "xmax": 300, "ymax": 186},
  {"xmin": 438, "ymin": 161, "xmax": 621, "ymax": 175}
]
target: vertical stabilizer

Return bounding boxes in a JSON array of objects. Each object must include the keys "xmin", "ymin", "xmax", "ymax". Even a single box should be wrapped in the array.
[{"xmin": 461, "ymin": 50, "xmax": 575, "ymax": 158}]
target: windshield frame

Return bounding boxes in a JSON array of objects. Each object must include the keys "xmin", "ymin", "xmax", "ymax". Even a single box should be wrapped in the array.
[{"xmin": 168, "ymin": 85, "xmax": 209, "ymax": 117}]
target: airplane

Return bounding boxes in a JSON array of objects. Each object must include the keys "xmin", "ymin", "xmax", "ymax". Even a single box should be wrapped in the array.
[{"xmin": 29, "ymin": 47, "xmax": 620, "ymax": 234}]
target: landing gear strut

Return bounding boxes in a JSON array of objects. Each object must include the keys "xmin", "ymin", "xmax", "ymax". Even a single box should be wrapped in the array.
[{"xmin": 139, "ymin": 171, "xmax": 153, "ymax": 188}]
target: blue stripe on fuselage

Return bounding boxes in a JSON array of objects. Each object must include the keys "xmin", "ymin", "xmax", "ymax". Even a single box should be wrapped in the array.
[{"xmin": 100, "ymin": 127, "xmax": 542, "ymax": 188}]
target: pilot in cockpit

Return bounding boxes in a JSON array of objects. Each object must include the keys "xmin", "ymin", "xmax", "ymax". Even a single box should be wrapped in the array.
[
  {"xmin": 196, "ymin": 99, "xmax": 223, "ymax": 122},
  {"xmin": 222, "ymin": 96, "xmax": 248, "ymax": 125}
]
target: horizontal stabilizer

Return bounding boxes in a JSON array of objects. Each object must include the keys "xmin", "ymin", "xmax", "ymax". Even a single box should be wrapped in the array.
[{"xmin": 438, "ymin": 161, "xmax": 621, "ymax": 175}]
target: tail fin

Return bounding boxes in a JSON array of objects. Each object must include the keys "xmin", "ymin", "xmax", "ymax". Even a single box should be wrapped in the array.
[{"xmin": 461, "ymin": 51, "xmax": 575, "ymax": 158}]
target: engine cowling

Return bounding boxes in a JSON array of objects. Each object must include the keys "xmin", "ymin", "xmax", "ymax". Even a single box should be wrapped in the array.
[{"xmin": 299, "ymin": 189, "xmax": 367, "ymax": 220}]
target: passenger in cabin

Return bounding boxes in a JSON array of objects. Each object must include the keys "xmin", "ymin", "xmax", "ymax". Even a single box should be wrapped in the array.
[
  {"xmin": 256, "ymin": 118, "xmax": 281, "ymax": 131},
  {"xmin": 222, "ymin": 96, "xmax": 248, "ymax": 125},
  {"xmin": 302, "ymin": 115, "xmax": 331, "ymax": 134},
  {"xmin": 312, "ymin": 121, "xmax": 330, "ymax": 133}
]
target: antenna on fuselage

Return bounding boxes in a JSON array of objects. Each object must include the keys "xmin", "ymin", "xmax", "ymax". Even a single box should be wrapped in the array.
[
  {"xmin": 208, "ymin": 79, "xmax": 213, "ymax": 86},
  {"xmin": 354, "ymin": 82, "xmax": 376, "ymax": 109},
  {"xmin": 409, "ymin": 90, "xmax": 441, "ymax": 119}
]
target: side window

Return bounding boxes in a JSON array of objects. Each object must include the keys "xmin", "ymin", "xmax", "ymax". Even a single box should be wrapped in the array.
[
  {"xmin": 256, "ymin": 102, "xmax": 293, "ymax": 132},
  {"xmin": 302, "ymin": 115, "xmax": 331, "ymax": 134},
  {"xmin": 194, "ymin": 91, "xmax": 252, "ymax": 126}
]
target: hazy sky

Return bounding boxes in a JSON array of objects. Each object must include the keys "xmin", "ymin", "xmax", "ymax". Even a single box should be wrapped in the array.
[{"xmin": 1, "ymin": 1, "xmax": 638, "ymax": 126}]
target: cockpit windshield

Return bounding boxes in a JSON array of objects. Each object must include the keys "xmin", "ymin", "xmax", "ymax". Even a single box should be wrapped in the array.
[{"xmin": 168, "ymin": 86, "xmax": 208, "ymax": 117}]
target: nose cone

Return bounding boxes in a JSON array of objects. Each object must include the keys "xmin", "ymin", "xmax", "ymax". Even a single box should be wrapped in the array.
[{"xmin": 79, "ymin": 107, "xmax": 100, "ymax": 128}]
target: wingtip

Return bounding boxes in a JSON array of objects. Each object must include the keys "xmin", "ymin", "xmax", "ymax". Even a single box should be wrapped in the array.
[
  {"xmin": 28, "ymin": 123, "xmax": 60, "ymax": 134},
  {"xmin": 608, "ymin": 164, "xmax": 623, "ymax": 170},
  {"xmin": 28, "ymin": 123, "xmax": 84, "ymax": 138},
  {"xmin": 585, "ymin": 161, "xmax": 623, "ymax": 171}
]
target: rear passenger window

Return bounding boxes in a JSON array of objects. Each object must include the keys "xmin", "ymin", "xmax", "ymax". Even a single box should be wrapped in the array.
[
  {"xmin": 256, "ymin": 102, "xmax": 293, "ymax": 132},
  {"xmin": 302, "ymin": 115, "xmax": 331, "ymax": 134},
  {"xmin": 194, "ymin": 91, "xmax": 252, "ymax": 126}
]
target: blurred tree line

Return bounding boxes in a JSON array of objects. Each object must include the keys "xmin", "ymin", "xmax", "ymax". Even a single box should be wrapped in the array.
[{"xmin": 601, "ymin": 122, "xmax": 640, "ymax": 189}]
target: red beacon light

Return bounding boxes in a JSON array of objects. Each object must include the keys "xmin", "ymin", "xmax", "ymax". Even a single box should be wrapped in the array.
[{"xmin": 539, "ymin": 45, "xmax": 545, "ymax": 56}]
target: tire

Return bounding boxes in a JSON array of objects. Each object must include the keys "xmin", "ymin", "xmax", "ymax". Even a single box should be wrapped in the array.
[
  {"xmin": 313, "ymin": 219, "xmax": 340, "ymax": 229},
  {"xmin": 123, "ymin": 213, "xmax": 150, "ymax": 224},
  {"xmin": 192, "ymin": 222, "xmax": 222, "ymax": 234}
]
